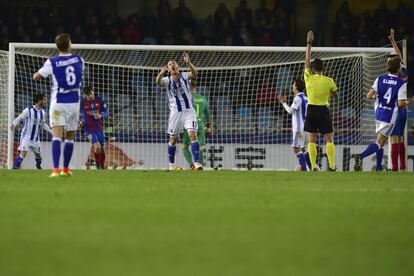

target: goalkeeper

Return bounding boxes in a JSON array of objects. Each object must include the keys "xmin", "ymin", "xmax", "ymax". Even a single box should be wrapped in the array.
[{"xmin": 182, "ymin": 79, "xmax": 212, "ymax": 169}]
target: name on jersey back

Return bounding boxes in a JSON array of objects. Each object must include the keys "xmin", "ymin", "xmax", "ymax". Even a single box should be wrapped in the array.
[
  {"xmin": 55, "ymin": 57, "xmax": 80, "ymax": 67},
  {"xmin": 383, "ymin": 79, "xmax": 397, "ymax": 85}
]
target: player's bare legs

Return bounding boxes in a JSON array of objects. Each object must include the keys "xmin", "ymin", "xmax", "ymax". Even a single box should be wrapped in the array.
[{"xmin": 188, "ymin": 130, "xmax": 202, "ymax": 170}]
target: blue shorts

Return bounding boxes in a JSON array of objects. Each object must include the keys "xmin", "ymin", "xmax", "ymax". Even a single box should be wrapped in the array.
[
  {"xmin": 390, "ymin": 108, "xmax": 407, "ymax": 136},
  {"xmin": 86, "ymin": 130, "xmax": 105, "ymax": 145}
]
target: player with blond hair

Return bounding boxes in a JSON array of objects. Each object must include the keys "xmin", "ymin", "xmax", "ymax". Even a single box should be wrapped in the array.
[{"xmin": 33, "ymin": 33, "xmax": 84, "ymax": 177}]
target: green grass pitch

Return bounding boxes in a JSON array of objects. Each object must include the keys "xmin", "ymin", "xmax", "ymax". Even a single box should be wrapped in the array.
[{"xmin": 0, "ymin": 170, "xmax": 413, "ymax": 276}]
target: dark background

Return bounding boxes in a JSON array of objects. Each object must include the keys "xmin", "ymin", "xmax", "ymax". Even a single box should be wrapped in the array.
[{"xmin": 1, "ymin": 0, "xmax": 413, "ymax": 87}]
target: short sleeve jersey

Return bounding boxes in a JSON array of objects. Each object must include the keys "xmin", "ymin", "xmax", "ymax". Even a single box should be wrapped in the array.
[{"xmin": 304, "ymin": 68, "xmax": 337, "ymax": 106}]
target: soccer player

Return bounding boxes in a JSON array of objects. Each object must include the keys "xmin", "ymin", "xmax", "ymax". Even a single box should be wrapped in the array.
[
  {"xmin": 354, "ymin": 54, "xmax": 407, "ymax": 171},
  {"xmin": 156, "ymin": 52, "xmax": 202, "ymax": 170},
  {"xmin": 388, "ymin": 28, "xmax": 409, "ymax": 171},
  {"xmin": 303, "ymin": 30, "xmax": 338, "ymax": 171},
  {"xmin": 182, "ymin": 79, "xmax": 212, "ymax": 169},
  {"xmin": 10, "ymin": 94, "xmax": 52, "ymax": 169},
  {"xmin": 278, "ymin": 79, "xmax": 311, "ymax": 171},
  {"xmin": 33, "ymin": 33, "xmax": 84, "ymax": 177},
  {"xmin": 80, "ymin": 86, "xmax": 109, "ymax": 169}
]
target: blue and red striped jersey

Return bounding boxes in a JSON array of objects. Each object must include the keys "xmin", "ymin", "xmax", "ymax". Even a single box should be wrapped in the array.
[{"xmin": 80, "ymin": 96, "xmax": 109, "ymax": 132}]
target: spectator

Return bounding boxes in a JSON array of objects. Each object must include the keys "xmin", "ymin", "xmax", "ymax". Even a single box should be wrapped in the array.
[
  {"xmin": 122, "ymin": 15, "xmax": 141, "ymax": 44},
  {"xmin": 214, "ymin": 3, "xmax": 234, "ymax": 35},
  {"xmin": 173, "ymin": 0, "xmax": 196, "ymax": 32},
  {"xmin": 235, "ymin": 0, "xmax": 253, "ymax": 28},
  {"xmin": 310, "ymin": 0, "xmax": 331, "ymax": 45},
  {"xmin": 255, "ymin": 0, "xmax": 272, "ymax": 29}
]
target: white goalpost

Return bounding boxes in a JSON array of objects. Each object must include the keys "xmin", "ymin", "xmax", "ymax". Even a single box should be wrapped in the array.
[{"xmin": 2, "ymin": 44, "xmax": 395, "ymax": 171}]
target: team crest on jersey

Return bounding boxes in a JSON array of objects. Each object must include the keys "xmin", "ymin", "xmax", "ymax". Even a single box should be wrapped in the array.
[{"xmin": 171, "ymin": 87, "xmax": 185, "ymax": 96}]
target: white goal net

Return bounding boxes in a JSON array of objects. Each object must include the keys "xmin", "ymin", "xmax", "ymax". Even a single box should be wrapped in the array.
[{"xmin": 2, "ymin": 44, "xmax": 393, "ymax": 171}]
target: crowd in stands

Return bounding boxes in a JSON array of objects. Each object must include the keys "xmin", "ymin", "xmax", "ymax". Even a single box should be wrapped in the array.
[
  {"xmin": 0, "ymin": 0, "xmax": 293, "ymax": 49},
  {"xmin": 1, "ymin": 1, "xmax": 413, "ymax": 81},
  {"xmin": 2, "ymin": 0, "xmax": 414, "ymax": 140}
]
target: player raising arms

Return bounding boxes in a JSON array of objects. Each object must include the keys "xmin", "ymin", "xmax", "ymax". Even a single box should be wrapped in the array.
[
  {"xmin": 156, "ymin": 52, "xmax": 203, "ymax": 170},
  {"xmin": 354, "ymin": 52, "xmax": 407, "ymax": 171},
  {"xmin": 278, "ymin": 79, "xmax": 311, "ymax": 171},
  {"xmin": 80, "ymin": 86, "xmax": 109, "ymax": 169},
  {"xmin": 304, "ymin": 30, "xmax": 338, "ymax": 171},
  {"xmin": 182, "ymin": 79, "xmax": 212, "ymax": 169},
  {"xmin": 33, "ymin": 33, "xmax": 84, "ymax": 177},
  {"xmin": 10, "ymin": 94, "xmax": 52, "ymax": 169}
]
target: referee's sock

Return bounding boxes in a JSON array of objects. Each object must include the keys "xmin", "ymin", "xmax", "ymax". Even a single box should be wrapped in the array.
[
  {"xmin": 308, "ymin": 143, "xmax": 317, "ymax": 170},
  {"xmin": 326, "ymin": 142, "xmax": 336, "ymax": 169}
]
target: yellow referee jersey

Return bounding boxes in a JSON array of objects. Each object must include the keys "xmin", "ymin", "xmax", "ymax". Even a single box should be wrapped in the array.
[{"xmin": 304, "ymin": 68, "xmax": 337, "ymax": 106}]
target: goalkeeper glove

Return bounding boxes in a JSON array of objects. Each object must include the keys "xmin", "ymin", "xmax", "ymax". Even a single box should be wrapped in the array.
[{"xmin": 205, "ymin": 123, "xmax": 212, "ymax": 138}]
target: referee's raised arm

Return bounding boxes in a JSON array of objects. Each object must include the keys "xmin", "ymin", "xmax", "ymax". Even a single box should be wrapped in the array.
[{"xmin": 305, "ymin": 31, "xmax": 314, "ymax": 69}]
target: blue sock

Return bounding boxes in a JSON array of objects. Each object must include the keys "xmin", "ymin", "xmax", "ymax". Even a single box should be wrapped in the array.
[
  {"xmin": 376, "ymin": 148, "xmax": 384, "ymax": 170},
  {"xmin": 296, "ymin": 152, "xmax": 307, "ymax": 171},
  {"xmin": 191, "ymin": 141, "xmax": 200, "ymax": 163},
  {"xmin": 304, "ymin": 151, "xmax": 311, "ymax": 170},
  {"xmin": 361, "ymin": 142, "xmax": 380, "ymax": 160},
  {"xmin": 35, "ymin": 157, "xmax": 42, "ymax": 169},
  {"xmin": 13, "ymin": 155, "xmax": 24, "ymax": 169},
  {"xmin": 63, "ymin": 140, "xmax": 74, "ymax": 168},
  {"xmin": 168, "ymin": 143, "xmax": 176, "ymax": 164},
  {"xmin": 52, "ymin": 138, "xmax": 62, "ymax": 169}
]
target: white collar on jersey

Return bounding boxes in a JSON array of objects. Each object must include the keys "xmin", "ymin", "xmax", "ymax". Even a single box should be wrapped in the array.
[
  {"xmin": 388, "ymin": 73, "xmax": 398, "ymax": 78},
  {"xmin": 59, "ymin": 53, "xmax": 72, "ymax": 56}
]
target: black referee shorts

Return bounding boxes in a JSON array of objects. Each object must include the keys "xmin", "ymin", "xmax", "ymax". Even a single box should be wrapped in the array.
[{"xmin": 304, "ymin": 104, "xmax": 333, "ymax": 134}]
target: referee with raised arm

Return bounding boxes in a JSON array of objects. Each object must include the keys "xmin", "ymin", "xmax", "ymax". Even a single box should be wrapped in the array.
[{"xmin": 304, "ymin": 30, "xmax": 338, "ymax": 171}]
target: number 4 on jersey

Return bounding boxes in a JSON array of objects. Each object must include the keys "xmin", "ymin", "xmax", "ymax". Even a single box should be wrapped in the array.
[{"xmin": 383, "ymin": 87, "xmax": 392, "ymax": 104}]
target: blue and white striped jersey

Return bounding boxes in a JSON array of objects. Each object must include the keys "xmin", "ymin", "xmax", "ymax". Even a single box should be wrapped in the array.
[
  {"xmin": 291, "ymin": 92, "xmax": 308, "ymax": 132},
  {"xmin": 162, "ymin": 72, "xmax": 194, "ymax": 113},
  {"xmin": 38, "ymin": 53, "xmax": 84, "ymax": 104},
  {"xmin": 12, "ymin": 106, "xmax": 51, "ymax": 142},
  {"xmin": 372, "ymin": 73, "xmax": 407, "ymax": 123}
]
